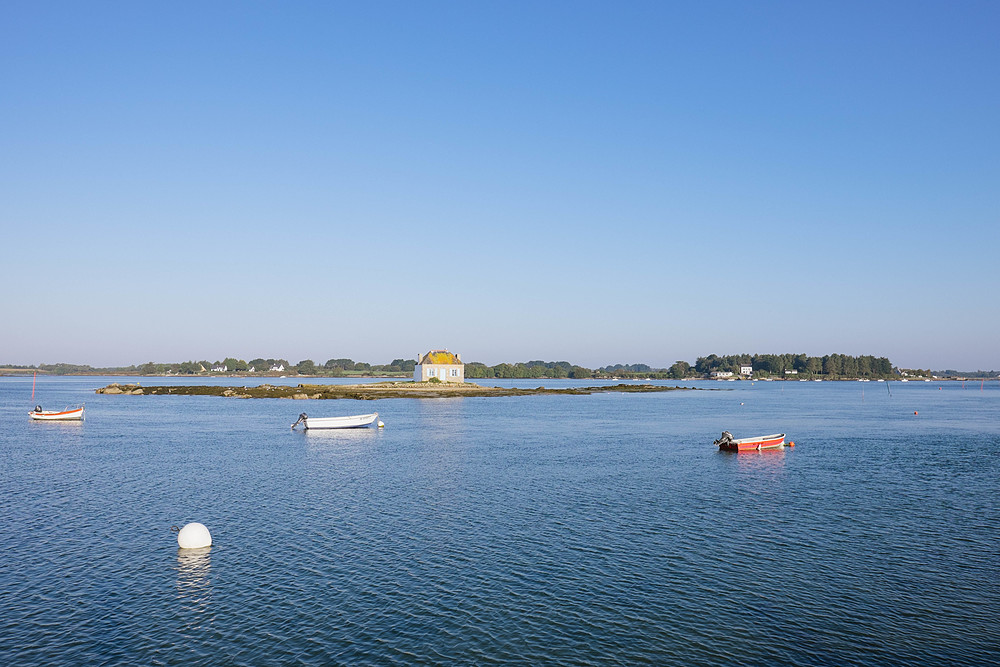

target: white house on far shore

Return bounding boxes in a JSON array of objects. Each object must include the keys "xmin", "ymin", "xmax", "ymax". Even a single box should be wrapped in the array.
[
  {"xmin": 414, "ymin": 350, "xmax": 464, "ymax": 383},
  {"xmin": 740, "ymin": 364, "xmax": 753, "ymax": 376}
]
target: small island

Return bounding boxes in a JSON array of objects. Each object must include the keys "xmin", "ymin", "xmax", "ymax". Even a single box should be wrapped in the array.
[{"xmin": 95, "ymin": 381, "xmax": 691, "ymax": 400}]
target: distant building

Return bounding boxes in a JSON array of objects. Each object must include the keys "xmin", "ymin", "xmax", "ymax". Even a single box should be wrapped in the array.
[
  {"xmin": 270, "ymin": 364, "xmax": 285, "ymax": 372},
  {"xmin": 247, "ymin": 367, "xmax": 255, "ymax": 373},
  {"xmin": 414, "ymin": 349, "xmax": 464, "ymax": 383},
  {"xmin": 212, "ymin": 365, "xmax": 227, "ymax": 372},
  {"xmin": 711, "ymin": 371, "xmax": 734, "ymax": 378},
  {"xmin": 785, "ymin": 369, "xmax": 798, "ymax": 375},
  {"xmin": 740, "ymin": 364, "xmax": 753, "ymax": 376}
]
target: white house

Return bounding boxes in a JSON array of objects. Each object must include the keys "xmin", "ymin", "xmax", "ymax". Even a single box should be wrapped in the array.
[
  {"xmin": 711, "ymin": 370, "xmax": 734, "ymax": 378},
  {"xmin": 270, "ymin": 364, "xmax": 285, "ymax": 372},
  {"xmin": 414, "ymin": 350, "xmax": 464, "ymax": 383},
  {"xmin": 740, "ymin": 364, "xmax": 753, "ymax": 376},
  {"xmin": 212, "ymin": 365, "xmax": 227, "ymax": 372}
]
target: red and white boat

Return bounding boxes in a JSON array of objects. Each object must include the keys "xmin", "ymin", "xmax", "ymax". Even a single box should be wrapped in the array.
[
  {"xmin": 29, "ymin": 405, "xmax": 85, "ymax": 421},
  {"xmin": 714, "ymin": 431, "xmax": 786, "ymax": 452}
]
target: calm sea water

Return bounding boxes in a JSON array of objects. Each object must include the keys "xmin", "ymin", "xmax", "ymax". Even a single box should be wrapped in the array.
[{"xmin": 1, "ymin": 376, "xmax": 998, "ymax": 665}]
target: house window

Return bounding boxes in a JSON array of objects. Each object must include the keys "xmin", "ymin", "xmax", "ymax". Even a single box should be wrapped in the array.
[
  {"xmin": 450, "ymin": 369, "xmax": 458, "ymax": 377},
  {"xmin": 427, "ymin": 368, "xmax": 435, "ymax": 377}
]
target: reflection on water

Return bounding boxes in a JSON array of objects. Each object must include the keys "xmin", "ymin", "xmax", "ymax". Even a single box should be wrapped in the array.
[
  {"xmin": 176, "ymin": 547, "xmax": 213, "ymax": 624},
  {"xmin": 731, "ymin": 446, "xmax": 787, "ymax": 469},
  {"xmin": 28, "ymin": 419, "xmax": 84, "ymax": 430},
  {"xmin": 302, "ymin": 427, "xmax": 380, "ymax": 439},
  {"xmin": 301, "ymin": 427, "xmax": 381, "ymax": 453},
  {"xmin": 27, "ymin": 420, "xmax": 86, "ymax": 446}
]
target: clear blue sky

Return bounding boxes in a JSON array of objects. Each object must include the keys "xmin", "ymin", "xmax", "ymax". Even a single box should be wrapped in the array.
[{"xmin": 2, "ymin": 1, "xmax": 997, "ymax": 370}]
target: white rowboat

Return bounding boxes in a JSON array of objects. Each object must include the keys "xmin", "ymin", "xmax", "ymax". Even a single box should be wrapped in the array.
[
  {"xmin": 292, "ymin": 412, "xmax": 378, "ymax": 430},
  {"xmin": 30, "ymin": 405, "xmax": 85, "ymax": 421}
]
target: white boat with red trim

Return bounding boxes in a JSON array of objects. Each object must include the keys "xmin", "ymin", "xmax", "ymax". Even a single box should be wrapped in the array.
[{"xmin": 29, "ymin": 405, "xmax": 85, "ymax": 421}]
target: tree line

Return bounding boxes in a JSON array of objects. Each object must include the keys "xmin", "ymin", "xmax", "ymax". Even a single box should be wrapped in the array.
[
  {"xmin": 465, "ymin": 354, "xmax": 899, "ymax": 380},
  {"xmin": 16, "ymin": 354, "xmax": 988, "ymax": 381},
  {"xmin": 464, "ymin": 360, "xmax": 593, "ymax": 379},
  {"xmin": 684, "ymin": 353, "xmax": 895, "ymax": 379},
  {"xmin": 12, "ymin": 357, "xmax": 418, "ymax": 376}
]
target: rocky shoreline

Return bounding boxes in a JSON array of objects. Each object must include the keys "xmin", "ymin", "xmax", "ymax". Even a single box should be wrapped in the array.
[{"xmin": 95, "ymin": 381, "xmax": 692, "ymax": 400}]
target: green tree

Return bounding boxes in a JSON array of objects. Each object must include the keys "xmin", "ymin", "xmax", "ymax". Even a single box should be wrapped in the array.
[
  {"xmin": 668, "ymin": 361, "xmax": 690, "ymax": 379},
  {"xmin": 296, "ymin": 360, "xmax": 317, "ymax": 375},
  {"xmin": 695, "ymin": 355, "xmax": 720, "ymax": 374},
  {"xmin": 390, "ymin": 358, "xmax": 416, "ymax": 372},
  {"xmin": 494, "ymin": 363, "xmax": 514, "ymax": 378},
  {"xmin": 223, "ymin": 357, "xmax": 248, "ymax": 371},
  {"xmin": 464, "ymin": 362, "xmax": 490, "ymax": 378},
  {"xmin": 179, "ymin": 361, "xmax": 200, "ymax": 374}
]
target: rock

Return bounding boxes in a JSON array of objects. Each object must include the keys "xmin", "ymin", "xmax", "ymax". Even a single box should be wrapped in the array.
[
  {"xmin": 103, "ymin": 386, "xmax": 123, "ymax": 394},
  {"xmin": 292, "ymin": 393, "xmax": 309, "ymax": 400}
]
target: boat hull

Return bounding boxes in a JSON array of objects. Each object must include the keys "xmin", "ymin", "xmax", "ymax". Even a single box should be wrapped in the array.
[
  {"xmin": 29, "ymin": 407, "xmax": 85, "ymax": 421},
  {"xmin": 304, "ymin": 412, "xmax": 378, "ymax": 430},
  {"xmin": 718, "ymin": 433, "xmax": 785, "ymax": 451}
]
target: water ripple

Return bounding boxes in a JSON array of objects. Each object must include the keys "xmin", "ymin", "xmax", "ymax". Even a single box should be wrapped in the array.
[{"xmin": 1, "ymin": 380, "xmax": 998, "ymax": 664}]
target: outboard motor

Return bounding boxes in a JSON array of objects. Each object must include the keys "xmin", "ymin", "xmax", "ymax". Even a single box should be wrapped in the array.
[
  {"xmin": 713, "ymin": 431, "xmax": 734, "ymax": 446},
  {"xmin": 291, "ymin": 413, "xmax": 308, "ymax": 430}
]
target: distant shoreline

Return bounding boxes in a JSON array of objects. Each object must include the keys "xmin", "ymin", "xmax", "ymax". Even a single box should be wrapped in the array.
[
  {"xmin": 0, "ymin": 370, "xmax": 410, "ymax": 379},
  {"xmin": 94, "ymin": 382, "xmax": 695, "ymax": 400},
  {"xmin": 4, "ymin": 370, "xmax": 993, "ymax": 382}
]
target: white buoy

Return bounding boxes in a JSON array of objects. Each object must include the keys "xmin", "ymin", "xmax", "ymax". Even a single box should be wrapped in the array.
[
  {"xmin": 377, "ymin": 421, "xmax": 385, "ymax": 428},
  {"xmin": 176, "ymin": 522, "xmax": 212, "ymax": 549}
]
